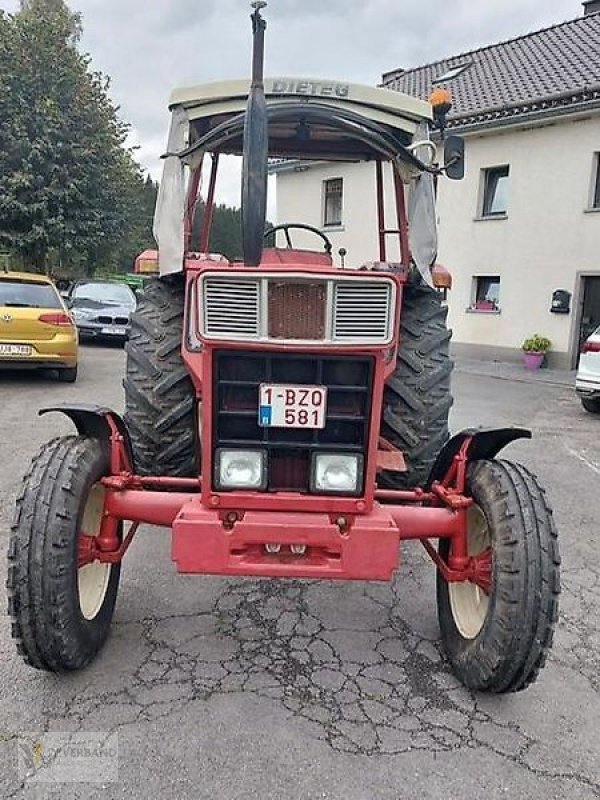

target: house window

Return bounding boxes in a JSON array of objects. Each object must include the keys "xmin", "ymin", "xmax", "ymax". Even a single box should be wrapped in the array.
[
  {"xmin": 471, "ymin": 276, "xmax": 500, "ymax": 311},
  {"xmin": 481, "ymin": 166, "xmax": 509, "ymax": 216},
  {"xmin": 592, "ymin": 154, "xmax": 600, "ymax": 209},
  {"xmin": 323, "ymin": 178, "xmax": 343, "ymax": 226}
]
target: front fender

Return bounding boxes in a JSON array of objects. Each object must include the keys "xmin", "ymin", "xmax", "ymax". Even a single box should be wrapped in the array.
[
  {"xmin": 426, "ymin": 427, "xmax": 531, "ymax": 488},
  {"xmin": 39, "ymin": 404, "xmax": 135, "ymax": 470}
]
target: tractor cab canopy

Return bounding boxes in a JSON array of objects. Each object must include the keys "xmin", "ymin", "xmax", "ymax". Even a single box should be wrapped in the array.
[
  {"xmin": 154, "ymin": 77, "xmax": 439, "ymax": 277},
  {"xmin": 169, "ymin": 77, "xmax": 432, "ymax": 165}
]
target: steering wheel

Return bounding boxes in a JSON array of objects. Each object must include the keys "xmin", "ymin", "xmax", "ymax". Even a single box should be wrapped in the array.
[{"xmin": 264, "ymin": 224, "xmax": 333, "ymax": 254}]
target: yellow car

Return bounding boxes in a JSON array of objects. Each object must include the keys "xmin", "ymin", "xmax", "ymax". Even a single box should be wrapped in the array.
[{"xmin": 0, "ymin": 271, "xmax": 79, "ymax": 382}]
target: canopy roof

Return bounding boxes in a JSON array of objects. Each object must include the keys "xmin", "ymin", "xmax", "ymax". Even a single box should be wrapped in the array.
[{"xmin": 169, "ymin": 77, "xmax": 433, "ymax": 162}]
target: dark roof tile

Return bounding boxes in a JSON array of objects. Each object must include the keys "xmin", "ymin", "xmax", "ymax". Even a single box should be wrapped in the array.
[{"xmin": 382, "ymin": 11, "xmax": 600, "ymax": 127}]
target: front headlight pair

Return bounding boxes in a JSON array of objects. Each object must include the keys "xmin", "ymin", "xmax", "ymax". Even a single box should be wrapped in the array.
[{"xmin": 214, "ymin": 449, "xmax": 363, "ymax": 494}]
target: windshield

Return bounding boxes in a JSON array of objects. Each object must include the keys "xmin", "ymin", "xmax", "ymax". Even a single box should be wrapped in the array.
[
  {"xmin": 72, "ymin": 282, "xmax": 135, "ymax": 307},
  {"xmin": 0, "ymin": 279, "xmax": 61, "ymax": 309}
]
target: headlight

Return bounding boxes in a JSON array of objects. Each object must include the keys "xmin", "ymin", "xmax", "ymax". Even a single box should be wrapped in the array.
[
  {"xmin": 215, "ymin": 449, "xmax": 266, "ymax": 490},
  {"xmin": 311, "ymin": 453, "xmax": 363, "ymax": 495},
  {"xmin": 71, "ymin": 308, "xmax": 92, "ymax": 321}
]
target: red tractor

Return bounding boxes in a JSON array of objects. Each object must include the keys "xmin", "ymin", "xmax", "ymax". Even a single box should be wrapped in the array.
[{"xmin": 8, "ymin": 4, "xmax": 559, "ymax": 691}]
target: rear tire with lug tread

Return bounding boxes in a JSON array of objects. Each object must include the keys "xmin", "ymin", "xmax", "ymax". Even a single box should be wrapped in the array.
[
  {"xmin": 123, "ymin": 276, "xmax": 198, "ymax": 476},
  {"xmin": 379, "ymin": 282, "xmax": 453, "ymax": 488},
  {"xmin": 7, "ymin": 436, "xmax": 121, "ymax": 672},
  {"xmin": 437, "ymin": 459, "xmax": 560, "ymax": 693}
]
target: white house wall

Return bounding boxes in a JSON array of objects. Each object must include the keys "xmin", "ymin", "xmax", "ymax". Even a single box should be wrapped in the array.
[
  {"xmin": 437, "ymin": 115, "xmax": 600, "ymax": 368},
  {"xmin": 275, "ymin": 115, "xmax": 600, "ymax": 367},
  {"xmin": 275, "ymin": 161, "xmax": 402, "ymax": 266}
]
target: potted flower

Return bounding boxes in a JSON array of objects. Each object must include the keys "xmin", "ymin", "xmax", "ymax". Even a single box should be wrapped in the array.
[{"xmin": 521, "ymin": 334, "xmax": 551, "ymax": 370}]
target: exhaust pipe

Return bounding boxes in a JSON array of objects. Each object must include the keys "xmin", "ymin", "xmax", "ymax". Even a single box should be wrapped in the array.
[{"xmin": 241, "ymin": 1, "xmax": 269, "ymax": 267}]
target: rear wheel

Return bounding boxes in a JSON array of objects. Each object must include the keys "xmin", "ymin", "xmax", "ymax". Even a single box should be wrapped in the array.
[
  {"xmin": 57, "ymin": 364, "xmax": 78, "ymax": 383},
  {"xmin": 581, "ymin": 396, "xmax": 600, "ymax": 414},
  {"xmin": 124, "ymin": 277, "xmax": 198, "ymax": 476},
  {"xmin": 380, "ymin": 282, "xmax": 453, "ymax": 488},
  {"xmin": 7, "ymin": 436, "xmax": 121, "ymax": 672},
  {"xmin": 437, "ymin": 459, "xmax": 560, "ymax": 693}
]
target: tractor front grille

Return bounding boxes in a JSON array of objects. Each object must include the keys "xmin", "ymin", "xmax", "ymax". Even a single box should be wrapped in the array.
[
  {"xmin": 200, "ymin": 273, "xmax": 395, "ymax": 344},
  {"xmin": 213, "ymin": 350, "xmax": 373, "ymax": 492}
]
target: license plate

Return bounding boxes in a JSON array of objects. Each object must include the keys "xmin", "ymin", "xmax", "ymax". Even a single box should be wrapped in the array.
[
  {"xmin": 259, "ymin": 383, "xmax": 327, "ymax": 428},
  {"xmin": 101, "ymin": 326, "xmax": 127, "ymax": 336},
  {"xmin": 0, "ymin": 343, "xmax": 31, "ymax": 356}
]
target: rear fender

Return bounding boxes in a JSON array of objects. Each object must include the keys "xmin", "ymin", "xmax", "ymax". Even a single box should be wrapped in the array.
[
  {"xmin": 426, "ymin": 427, "xmax": 531, "ymax": 488},
  {"xmin": 39, "ymin": 404, "xmax": 135, "ymax": 471}
]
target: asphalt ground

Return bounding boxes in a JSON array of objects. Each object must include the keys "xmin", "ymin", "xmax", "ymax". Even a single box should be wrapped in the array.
[{"xmin": 0, "ymin": 345, "xmax": 598, "ymax": 799}]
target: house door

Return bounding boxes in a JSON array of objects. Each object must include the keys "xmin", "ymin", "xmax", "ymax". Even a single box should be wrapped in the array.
[{"xmin": 576, "ymin": 275, "xmax": 600, "ymax": 363}]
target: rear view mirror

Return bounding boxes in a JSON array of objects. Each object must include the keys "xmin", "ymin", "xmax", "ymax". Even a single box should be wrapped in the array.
[{"xmin": 444, "ymin": 135, "xmax": 465, "ymax": 180}]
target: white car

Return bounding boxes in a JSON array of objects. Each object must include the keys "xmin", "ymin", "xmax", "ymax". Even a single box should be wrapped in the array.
[{"xmin": 576, "ymin": 325, "xmax": 600, "ymax": 413}]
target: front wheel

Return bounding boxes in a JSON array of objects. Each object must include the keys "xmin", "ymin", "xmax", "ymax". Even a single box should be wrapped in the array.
[
  {"xmin": 581, "ymin": 396, "xmax": 600, "ymax": 414},
  {"xmin": 437, "ymin": 459, "xmax": 560, "ymax": 693},
  {"xmin": 7, "ymin": 436, "xmax": 121, "ymax": 672}
]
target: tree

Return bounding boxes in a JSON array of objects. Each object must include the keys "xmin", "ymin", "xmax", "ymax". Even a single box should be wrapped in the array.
[
  {"xmin": 191, "ymin": 200, "xmax": 272, "ymax": 262},
  {"xmin": 0, "ymin": 0, "xmax": 151, "ymax": 275},
  {"xmin": 113, "ymin": 174, "xmax": 158, "ymax": 272}
]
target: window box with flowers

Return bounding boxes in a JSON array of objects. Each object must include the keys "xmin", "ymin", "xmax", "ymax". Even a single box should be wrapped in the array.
[{"xmin": 467, "ymin": 276, "xmax": 501, "ymax": 313}]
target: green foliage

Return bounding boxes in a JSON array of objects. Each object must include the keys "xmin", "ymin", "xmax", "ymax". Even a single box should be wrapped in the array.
[
  {"xmin": 521, "ymin": 334, "xmax": 551, "ymax": 353},
  {"xmin": 113, "ymin": 174, "xmax": 158, "ymax": 272},
  {"xmin": 191, "ymin": 200, "xmax": 241, "ymax": 261},
  {"xmin": 0, "ymin": 0, "xmax": 154, "ymax": 276},
  {"xmin": 191, "ymin": 199, "xmax": 271, "ymax": 261},
  {"xmin": 208, "ymin": 203, "xmax": 245, "ymax": 261}
]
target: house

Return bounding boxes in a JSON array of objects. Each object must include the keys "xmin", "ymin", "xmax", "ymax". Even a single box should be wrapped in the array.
[{"xmin": 272, "ymin": 1, "xmax": 600, "ymax": 368}]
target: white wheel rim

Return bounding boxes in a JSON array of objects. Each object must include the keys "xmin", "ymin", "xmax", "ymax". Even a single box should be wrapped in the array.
[
  {"xmin": 448, "ymin": 504, "xmax": 491, "ymax": 640},
  {"xmin": 78, "ymin": 484, "xmax": 112, "ymax": 620}
]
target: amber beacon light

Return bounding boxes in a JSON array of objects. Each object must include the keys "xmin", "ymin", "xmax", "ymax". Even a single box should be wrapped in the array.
[{"xmin": 429, "ymin": 87, "xmax": 453, "ymax": 114}]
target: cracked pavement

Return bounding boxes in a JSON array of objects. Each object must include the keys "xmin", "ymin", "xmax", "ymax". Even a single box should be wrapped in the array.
[{"xmin": 0, "ymin": 345, "xmax": 599, "ymax": 798}]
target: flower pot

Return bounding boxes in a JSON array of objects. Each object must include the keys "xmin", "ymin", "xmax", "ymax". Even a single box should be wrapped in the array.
[{"xmin": 523, "ymin": 351, "xmax": 545, "ymax": 370}]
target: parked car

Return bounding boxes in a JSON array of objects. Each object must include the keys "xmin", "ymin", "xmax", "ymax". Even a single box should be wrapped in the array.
[
  {"xmin": 68, "ymin": 280, "xmax": 137, "ymax": 342},
  {"xmin": 576, "ymin": 324, "xmax": 600, "ymax": 413},
  {"xmin": 0, "ymin": 271, "xmax": 78, "ymax": 382}
]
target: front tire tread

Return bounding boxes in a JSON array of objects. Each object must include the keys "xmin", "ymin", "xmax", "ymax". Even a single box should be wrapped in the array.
[{"xmin": 437, "ymin": 459, "xmax": 560, "ymax": 693}]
